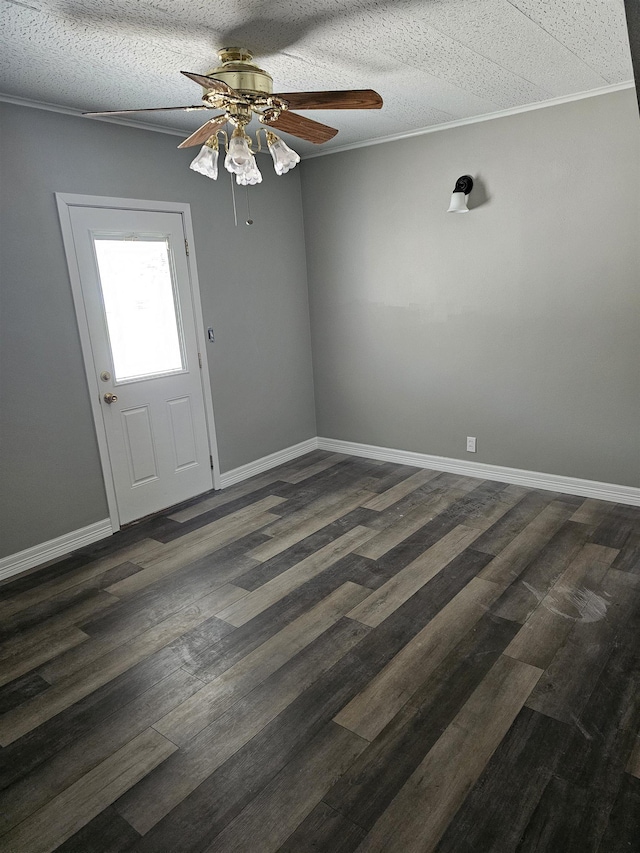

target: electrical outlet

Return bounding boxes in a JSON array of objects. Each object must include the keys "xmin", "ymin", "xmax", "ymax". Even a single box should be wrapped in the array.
[{"xmin": 466, "ymin": 436, "xmax": 477, "ymax": 453}]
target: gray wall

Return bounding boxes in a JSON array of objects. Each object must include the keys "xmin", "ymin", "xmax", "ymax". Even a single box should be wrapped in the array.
[
  {"xmin": 0, "ymin": 102, "xmax": 316, "ymax": 557},
  {"xmin": 301, "ymin": 89, "xmax": 640, "ymax": 487}
]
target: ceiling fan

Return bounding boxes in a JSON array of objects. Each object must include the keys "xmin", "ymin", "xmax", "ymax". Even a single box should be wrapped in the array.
[{"xmin": 85, "ymin": 48, "xmax": 383, "ymax": 184}]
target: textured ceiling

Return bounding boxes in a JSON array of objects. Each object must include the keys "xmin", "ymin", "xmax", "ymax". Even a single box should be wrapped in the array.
[{"xmin": 0, "ymin": 0, "xmax": 634, "ymax": 155}]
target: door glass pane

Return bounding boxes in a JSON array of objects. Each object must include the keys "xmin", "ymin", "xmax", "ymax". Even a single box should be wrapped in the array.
[{"xmin": 93, "ymin": 236, "xmax": 185, "ymax": 381}]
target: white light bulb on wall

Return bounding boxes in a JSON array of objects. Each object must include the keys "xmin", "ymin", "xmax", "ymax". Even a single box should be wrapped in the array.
[{"xmin": 447, "ymin": 175, "xmax": 474, "ymax": 213}]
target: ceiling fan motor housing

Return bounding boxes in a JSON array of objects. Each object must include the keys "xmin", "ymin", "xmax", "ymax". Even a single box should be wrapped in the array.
[{"xmin": 206, "ymin": 48, "xmax": 274, "ymax": 96}]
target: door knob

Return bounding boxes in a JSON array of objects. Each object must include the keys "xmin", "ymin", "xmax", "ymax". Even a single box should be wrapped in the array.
[{"xmin": 104, "ymin": 392, "xmax": 118, "ymax": 404}]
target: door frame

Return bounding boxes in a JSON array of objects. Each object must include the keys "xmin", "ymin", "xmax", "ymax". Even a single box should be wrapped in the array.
[{"xmin": 56, "ymin": 192, "xmax": 221, "ymax": 532}]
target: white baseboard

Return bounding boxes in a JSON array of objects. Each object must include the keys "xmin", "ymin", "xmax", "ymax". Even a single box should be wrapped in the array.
[
  {"xmin": 3, "ymin": 435, "xmax": 635, "ymax": 583},
  {"xmin": 0, "ymin": 519, "xmax": 114, "ymax": 582},
  {"xmin": 317, "ymin": 437, "xmax": 640, "ymax": 506},
  {"xmin": 219, "ymin": 437, "xmax": 320, "ymax": 488}
]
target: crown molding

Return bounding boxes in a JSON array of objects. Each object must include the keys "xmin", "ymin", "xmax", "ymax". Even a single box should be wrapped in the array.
[
  {"xmin": 304, "ymin": 80, "xmax": 636, "ymax": 159},
  {"xmin": 1, "ymin": 80, "xmax": 635, "ymax": 159}
]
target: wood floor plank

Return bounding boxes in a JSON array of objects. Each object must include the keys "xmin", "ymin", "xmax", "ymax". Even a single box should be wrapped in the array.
[
  {"xmin": 470, "ymin": 490, "xmax": 554, "ymax": 556},
  {"xmin": 278, "ymin": 801, "xmax": 367, "ymax": 853},
  {"xmin": 478, "ymin": 502, "xmax": 573, "ymax": 589},
  {"xmin": 283, "ymin": 453, "xmax": 348, "ymax": 484},
  {"xmin": 115, "ymin": 618, "xmax": 370, "ymax": 835},
  {"xmin": 525, "ymin": 568, "xmax": 640, "ymax": 724},
  {"xmin": 324, "ymin": 612, "xmax": 521, "ymax": 832},
  {"xmin": 364, "ymin": 481, "xmax": 506, "ymax": 565},
  {"xmin": 157, "ymin": 483, "xmax": 303, "ymax": 546},
  {"xmin": 127, "ymin": 623, "xmax": 381, "ymax": 853},
  {"xmin": 595, "ymin": 774, "xmax": 640, "ymax": 852},
  {"xmin": 155, "ymin": 582, "xmax": 370, "ymax": 745},
  {"xmin": 552, "ymin": 598, "xmax": 640, "ymax": 795},
  {"xmin": 232, "ymin": 513, "xmax": 379, "ymax": 593},
  {"xmin": 251, "ymin": 491, "xmax": 375, "ymax": 563},
  {"xmin": 80, "ymin": 563, "xmax": 243, "ymax": 641},
  {"xmin": 354, "ymin": 489, "xmax": 469, "ymax": 560},
  {"xmin": 570, "ymin": 498, "xmax": 615, "ymax": 526},
  {"xmin": 144, "ymin": 494, "xmax": 287, "ymax": 564},
  {"xmin": 0, "ymin": 580, "xmax": 125, "ymax": 641},
  {"xmin": 354, "ymin": 655, "xmax": 542, "ymax": 853},
  {"xmin": 203, "ymin": 722, "xmax": 368, "ymax": 853},
  {"xmin": 0, "ymin": 459, "xmax": 636, "ymax": 853},
  {"xmin": 348, "ymin": 525, "xmax": 480, "ymax": 627},
  {"xmin": 107, "ymin": 510, "xmax": 281, "ymax": 597},
  {"xmin": 188, "ymin": 552, "xmax": 386, "ymax": 685},
  {"xmin": 264, "ymin": 484, "xmax": 373, "ymax": 539},
  {"xmin": 0, "ymin": 644, "xmax": 202, "ymax": 791},
  {"xmin": 52, "ymin": 805, "xmax": 141, "ymax": 853},
  {"xmin": 457, "ymin": 491, "xmax": 526, "ymax": 533},
  {"xmin": 38, "ymin": 581, "xmax": 247, "ymax": 685},
  {"xmin": 612, "ymin": 528, "xmax": 640, "ymax": 574},
  {"xmin": 217, "ymin": 526, "xmax": 375, "ymax": 627},
  {"xmin": 628, "ymin": 737, "xmax": 640, "ymax": 778},
  {"xmin": 0, "ymin": 667, "xmax": 202, "ymax": 835},
  {"xmin": 363, "ymin": 469, "xmax": 441, "ymax": 512},
  {"xmin": 0, "ymin": 671, "xmax": 50, "ymax": 715},
  {"xmin": 503, "ymin": 543, "xmax": 617, "ymax": 669},
  {"xmin": 275, "ymin": 463, "xmax": 397, "ymax": 516},
  {"xmin": 434, "ymin": 707, "xmax": 569, "ymax": 853},
  {"xmin": 168, "ymin": 472, "xmax": 292, "ymax": 523},
  {"xmin": 0, "ymin": 625, "xmax": 88, "ymax": 688},
  {"xmin": 590, "ymin": 507, "xmax": 637, "ymax": 550},
  {"xmin": 271, "ymin": 451, "xmax": 341, "ymax": 482},
  {"xmin": 491, "ymin": 521, "xmax": 591, "ymax": 623},
  {"xmin": 0, "ymin": 585, "xmax": 246, "ymax": 746},
  {"xmin": 0, "ymin": 539, "xmax": 165, "ymax": 619},
  {"xmin": 515, "ymin": 775, "xmax": 589, "ymax": 853},
  {"xmin": 141, "ymin": 492, "xmax": 286, "ymax": 553},
  {"xmin": 335, "ymin": 577, "xmax": 502, "ymax": 741},
  {"xmin": 0, "ymin": 728, "xmax": 176, "ymax": 853}
]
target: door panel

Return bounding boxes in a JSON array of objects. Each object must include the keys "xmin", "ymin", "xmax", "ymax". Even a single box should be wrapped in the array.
[
  {"xmin": 167, "ymin": 397, "xmax": 198, "ymax": 470},
  {"xmin": 66, "ymin": 206, "xmax": 213, "ymax": 524},
  {"xmin": 121, "ymin": 406, "xmax": 159, "ymax": 486}
]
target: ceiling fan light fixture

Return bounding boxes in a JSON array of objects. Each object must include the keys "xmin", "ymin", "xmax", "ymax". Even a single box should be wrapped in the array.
[
  {"xmin": 236, "ymin": 156, "xmax": 263, "ymax": 186},
  {"xmin": 189, "ymin": 136, "xmax": 219, "ymax": 180},
  {"xmin": 267, "ymin": 132, "xmax": 300, "ymax": 176},
  {"xmin": 226, "ymin": 129, "xmax": 253, "ymax": 171}
]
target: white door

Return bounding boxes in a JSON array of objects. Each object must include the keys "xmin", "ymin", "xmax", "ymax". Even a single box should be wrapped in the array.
[{"xmin": 63, "ymin": 203, "xmax": 215, "ymax": 525}]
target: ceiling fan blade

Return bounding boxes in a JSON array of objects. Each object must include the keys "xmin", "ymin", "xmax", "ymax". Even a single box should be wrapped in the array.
[
  {"xmin": 262, "ymin": 111, "xmax": 338, "ymax": 144},
  {"xmin": 274, "ymin": 90, "xmax": 383, "ymax": 110},
  {"xmin": 84, "ymin": 105, "xmax": 209, "ymax": 117},
  {"xmin": 181, "ymin": 71, "xmax": 236, "ymax": 97},
  {"xmin": 177, "ymin": 114, "xmax": 228, "ymax": 149}
]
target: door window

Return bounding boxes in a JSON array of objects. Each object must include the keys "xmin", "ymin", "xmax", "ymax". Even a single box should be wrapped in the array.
[{"xmin": 92, "ymin": 235, "xmax": 186, "ymax": 382}]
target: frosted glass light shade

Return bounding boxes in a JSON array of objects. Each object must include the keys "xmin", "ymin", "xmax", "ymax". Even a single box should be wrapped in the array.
[
  {"xmin": 267, "ymin": 136, "xmax": 300, "ymax": 175},
  {"xmin": 190, "ymin": 144, "xmax": 219, "ymax": 180},
  {"xmin": 226, "ymin": 135, "xmax": 252, "ymax": 169},
  {"xmin": 235, "ymin": 154, "xmax": 263, "ymax": 185},
  {"xmin": 447, "ymin": 191, "xmax": 469, "ymax": 213}
]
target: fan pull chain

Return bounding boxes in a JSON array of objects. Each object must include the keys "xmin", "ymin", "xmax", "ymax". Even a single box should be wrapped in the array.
[
  {"xmin": 229, "ymin": 171, "xmax": 238, "ymax": 227},
  {"xmin": 245, "ymin": 187, "xmax": 254, "ymax": 226},
  {"xmin": 225, "ymin": 120, "xmax": 240, "ymax": 228}
]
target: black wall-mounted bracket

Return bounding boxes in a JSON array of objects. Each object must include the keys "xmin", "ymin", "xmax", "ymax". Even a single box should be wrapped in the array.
[{"xmin": 452, "ymin": 175, "xmax": 474, "ymax": 194}]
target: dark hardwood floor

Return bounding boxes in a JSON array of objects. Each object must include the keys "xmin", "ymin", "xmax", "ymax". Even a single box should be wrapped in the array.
[{"xmin": 1, "ymin": 451, "xmax": 639, "ymax": 852}]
